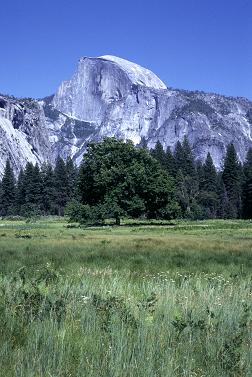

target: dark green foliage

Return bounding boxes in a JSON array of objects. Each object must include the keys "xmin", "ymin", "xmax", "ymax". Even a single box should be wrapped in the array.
[
  {"xmin": 91, "ymin": 294, "xmax": 138, "ymax": 331},
  {"xmin": 173, "ymin": 138, "xmax": 200, "ymax": 218},
  {"xmin": 15, "ymin": 168, "xmax": 26, "ymax": 213},
  {"xmin": 65, "ymin": 156, "xmax": 78, "ymax": 200},
  {"xmin": 150, "ymin": 139, "xmax": 251, "ymax": 220},
  {"xmin": 216, "ymin": 174, "xmax": 230, "ymax": 219},
  {"xmin": 222, "ymin": 144, "xmax": 243, "ymax": 218},
  {"xmin": 175, "ymin": 169, "xmax": 190, "ymax": 215},
  {"xmin": 0, "ymin": 137, "xmax": 251, "ymax": 221},
  {"xmin": 173, "ymin": 137, "xmax": 196, "ymax": 177},
  {"xmin": 150, "ymin": 141, "xmax": 166, "ymax": 169},
  {"xmin": 0, "ymin": 159, "xmax": 16, "ymax": 216},
  {"xmin": 181, "ymin": 137, "xmax": 195, "ymax": 176},
  {"xmin": 19, "ymin": 162, "xmax": 43, "ymax": 216},
  {"xmin": 40, "ymin": 163, "xmax": 56, "ymax": 214},
  {"xmin": 175, "ymin": 174, "xmax": 201, "ymax": 219},
  {"xmin": 202, "ymin": 153, "xmax": 217, "ymax": 192},
  {"xmin": 30, "ymin": 163, "xmax": 43, "ymax": 205},
  {"xmin": 65, "ymin": 200, "xmax": 106, "ymax": 225},
  {"xmin": 242, "ymin": 148, "xmax": 252, "ymax": 219},
  {"xmin": 172, "ymin": 312, "xmax": 206, "ymax": 334},
  {"xmin": 174, "ymin": 141, "xmax": 185, "ymax": 172},
  {"xmin": 3, "ymin": 266, "xmax": 65, "ymax": 324},
  {"xmin": 0, "ymin": 157, "xmax": 78, "ymax": 218},
  {"xmin": 196, "ymin": 160, "xmax": 204, "ymax": 190},
  {"xmin": 172, "ymin": 98, "xmax": 215, "ymax": 118},
  {"xmin": 54, "ymin": 157, "xmax": 69, "ymax": 215},
  {"xmin": 165, "ymin": 147, "xmax": 176, "ymax": 177},
  {"xmin": 198, "ymin": 153, "xmax": 218, "ymax": 218},
  {"xmin": 77, "ymin": 138, "xmax": 177, "ymax": 224}
]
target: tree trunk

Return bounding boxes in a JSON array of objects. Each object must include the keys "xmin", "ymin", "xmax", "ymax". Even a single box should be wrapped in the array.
[{"xmin": 115, "ymin": 217, "xmax": 120, "ymax": 226}]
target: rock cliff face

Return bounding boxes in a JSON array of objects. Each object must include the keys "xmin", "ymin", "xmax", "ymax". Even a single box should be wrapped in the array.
[
  {"xmin": 0, "ymin": 96, "xmax": 51, "ymax": 176},
  {"xmin": 0, "ymin": 55, "xmax": 252, "ymax": 175}
]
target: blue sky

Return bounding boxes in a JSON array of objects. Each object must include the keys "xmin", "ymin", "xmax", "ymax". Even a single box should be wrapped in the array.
[{"xmin": 1, "ymin": 0, "xmax": 251, "ymax": 99}]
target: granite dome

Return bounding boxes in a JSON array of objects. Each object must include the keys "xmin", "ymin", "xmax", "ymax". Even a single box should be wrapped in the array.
[
  {"xmin": 0, "ymin": 55, "xmax": 252, "ymax": 176},
  {"xmin": 98, "ymin": 55, "xmax": 167, "ymax": 90}
]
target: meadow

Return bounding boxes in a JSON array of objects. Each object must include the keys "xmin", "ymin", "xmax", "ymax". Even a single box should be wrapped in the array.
[{"xmin": 1, "ymin": 218, "xmax": 252, "ymax": 376}]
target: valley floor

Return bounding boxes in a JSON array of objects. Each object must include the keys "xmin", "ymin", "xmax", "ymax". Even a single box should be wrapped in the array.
[{"xmin": 1, "ymin": 218, "xmax": 252, "ymax": 376}]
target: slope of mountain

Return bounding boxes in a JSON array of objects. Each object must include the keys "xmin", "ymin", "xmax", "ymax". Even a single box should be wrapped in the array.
[
  {"xmin": 0, "ymin": 55, "xmax": 252, "ymax": 175},
  {"xmin": 0, "ymin": 95, "xmax": 52, "ymax": 175}
]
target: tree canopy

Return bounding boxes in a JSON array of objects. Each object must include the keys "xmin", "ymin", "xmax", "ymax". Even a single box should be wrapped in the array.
[
  {"xmin": 0, "ymin": 138, "xmax": 251, "ymax": 222},
  {"xmin": 77, "ymin": 138, "xmax": 177, "ymax": 224}
]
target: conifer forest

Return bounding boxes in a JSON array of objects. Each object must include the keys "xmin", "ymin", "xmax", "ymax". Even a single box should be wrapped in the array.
[{"xmin": 0, "ymin": 137, "xmax": 251, "ymax": 222}]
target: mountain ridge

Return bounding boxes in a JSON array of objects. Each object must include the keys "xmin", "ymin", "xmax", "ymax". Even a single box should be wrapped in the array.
[{"xmin": 0, "ymin": 55, "xmax": 251, "ymax": 176}]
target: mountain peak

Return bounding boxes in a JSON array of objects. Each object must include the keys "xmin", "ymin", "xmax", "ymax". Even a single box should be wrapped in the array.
[
  {"xmin": 96, "ymin": 55, "xmax": 167, "ymax": 90},
  {"xmin": 0, "ymin": 56, "xmax": 252, "ymax": 176},
  {"xmin": 53, "ymin": 54, "xmax": 167, "ymax": 122}
]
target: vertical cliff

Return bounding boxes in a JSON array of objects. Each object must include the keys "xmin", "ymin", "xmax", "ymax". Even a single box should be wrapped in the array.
[{"xmin": 0, "ymin": 55, "xmax": 251, "ymax": 175}]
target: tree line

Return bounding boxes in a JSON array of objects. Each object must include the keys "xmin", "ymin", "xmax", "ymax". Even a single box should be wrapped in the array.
[
  {"xmin": 0, "ymin": 157, "xmax": 78, "ymax": 218},
  {"xmin": 0, "ymin": 137, "xmax": 252, "ymax": 222},
  {"xmin": 150, "ymin": 138, "xmax": 252, "ymax": 219}
]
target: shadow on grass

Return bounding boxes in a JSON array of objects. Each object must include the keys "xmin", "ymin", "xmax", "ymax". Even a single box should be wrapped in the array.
[{"xmin": 82, "ymin": 221, "xmax": 177, "ymax": 228}]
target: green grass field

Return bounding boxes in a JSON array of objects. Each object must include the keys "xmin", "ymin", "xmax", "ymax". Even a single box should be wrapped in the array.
[{"xmin": 1, "ymin": 218, "xmax": 252, "ymax": 376}]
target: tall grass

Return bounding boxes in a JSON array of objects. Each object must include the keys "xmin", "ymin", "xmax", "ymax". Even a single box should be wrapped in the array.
[
  {"xmin": 1, "ymin": 219, "xmax": 252, "ymax": 375},
  {"xmin": 1, "ymin": 267, "xmax": 252, "ymax": 376}
]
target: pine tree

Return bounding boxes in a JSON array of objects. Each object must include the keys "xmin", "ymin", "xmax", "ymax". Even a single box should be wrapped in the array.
[
  {"xmin": 174, "ymin": 138, "xmax": 200, "ymax": 218},
  {"xmin": 150, "ymin": 141, "xmax": 166, "ymax": 169},
  {"xmin": 198, "ymin": 153, "xmax": 218, "ymax": 218},
  {"xmin": 32, "ymin": 163, "xmax": 43, "ymax": 206},
  {"xmin": 165, "ymin": 147, "xmax": 176, "ymax": 177},
  {"xmin": 65, "ymin": 157, "xmax": 78, "ymax": 200},
  {"xmin": 174, "ymin": 137, "xmax": 196, "ymax": 177},
  {"xmin": 54, "ymin": 157, "xmax": 68, "ymax": 215},
  {"xmin": 23, "ymin": 163, "xmax": 42, "ymax": 204},
  {"xmin": 21, "ymin": 162, "xmax": 43, "ymax": 216},
  {"xmin": 216, "ymin": 173, "xmax": 230, "ymax": 218},
  {"xmin": 202, "ymin": 153, "xmax": 217, "ymax": 192},
  {"xmin": 41, "ymin": 163, "xmax": 56, "ymax": 214},
  {"xmin": 242, "ymin": 148, "xmax": 252, "ymax": 218},
  {"xmin": 23, "ymin": 162, "xmax": 35, "ymax": 205},
  {"xmin": 196, "ymin": 160, "xmax": 204, "ymax": 191},
  {"xmin": 175, "ymin": 169, "xmax": 189, "ymax": 215},
  {"xmin": 222, "ymin": 144, "xmax": 242, "ymax": 218},
  {"xmin": 174, "ymin": 141, "xmax": 185, "ymax": 172},
  {"xmin": 0, "ymin": 159, "xmax": 16, "ymax": 216},
  {"xmin": 182, "ymin": 137, "xmax": 195, "ymax": 176},
  {"xmin": 15, "ymin": 168, "xmax": 26, "ymax": 214},
  {"xmin": 243, "ymin": 148, "xmax": 252, "ymax": 180}
]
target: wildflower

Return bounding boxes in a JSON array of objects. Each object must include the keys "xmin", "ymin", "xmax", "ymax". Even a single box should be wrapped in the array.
[{"xmin": 81, "ymin": 295, "xmax": 90, "ymax": 303}]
